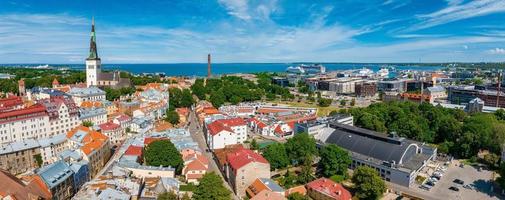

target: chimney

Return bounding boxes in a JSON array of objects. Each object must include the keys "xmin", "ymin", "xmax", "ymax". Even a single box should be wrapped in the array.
[
  {"xmin": 207, "ymin": 54, "xmax": 211, "ymax": 78},
  {"xmin": 336, "ymin": 190, "xmax": 341, "ymax": 195}
]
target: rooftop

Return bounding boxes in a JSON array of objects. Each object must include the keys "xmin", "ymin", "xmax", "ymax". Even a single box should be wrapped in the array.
[
  {"xmin": 68, "ymin": 86, "xmax": 106, "ymax": 96},
  {"xmin": 37, "ymin": 160, "xmax": 73, "ymax": 189}
]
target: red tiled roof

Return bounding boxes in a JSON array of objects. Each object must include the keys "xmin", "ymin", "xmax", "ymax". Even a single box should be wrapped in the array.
[
  {"xmin": 0, "ymin": 104, "xmax": 46, "ymax": 119},
  {"xmin": 99, "ymin": 121, "xmax": 120, "ymax": 131},
  {"xmin": 274, "ymin": 125, "xmax": 283, "ymax": 134},
  {"xmin": 186, "ymin": 173, "xmax": 204, "ymax": 180},
  {"xmin": 183, "ymin": 158, "xmax": 208, "ymax": 174},
  {"xmin": 125, "ymin": 145, "xmax": 143, "ymax": 156},
  {"xmin": 115, "ymin": 114, "xmax": 131, "ymax": 122},
  {"xmin": 0, "ymin": 96, "xmax": 23, "ymax": 110},
  {"xmin": 306, "ymin": 178, "xmax": 352, "ymax": 200},
  {"xmin": 249, "ymin": 117, "xmax": 267, "ymax": 128},
  {"xmin": 226, "ymin": 148, "xmax": 268, "ymax": 171},
  {"xmin": 207, "ymin": 118, "xmax": 246, "ymax": 136}
]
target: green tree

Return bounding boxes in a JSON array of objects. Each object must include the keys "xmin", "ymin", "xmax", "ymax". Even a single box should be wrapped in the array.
[
  {"xmin": 165, "ymin": 110, "xmax": 180, "ymax": 125},
  {"xmin": 497, "ymin": 163, "xmax": 505, "ymax": 189},
  {"xmin": 262, "ymin": 143, "xmax": 289, "ymax": 170},
  {"xmin": 281, "ymin": 169, "xmax": 297, "ymax": 188},
  {"xmin": 190, "ymin": 79, "xmax": 207, "ymax": 100},
  {"xmin": 82, "ymin": 121, "xmax": 94, "ymax": 127},
  {"xmin": 180, "ymin": 193, "xmax": 191, "ymax": 200},
  {"xmin": 319, "ymin": 144, "xmax": 351, "ymax": 177},
  {"xmin": 144, "ymin": 140, "xmax": 183, "ymax": 174},
  {"xmin": 297, "ymin": 155, "xmax": 314, "ymax": 184},
  {"xmin": 33, "ymin": 154, "xmax": 43, "ymax": 167},
  {"xmin": 250, "ymin": 138, "xmax": 259, "ymax": 150},
  {"xmin": 157, "ymin": 191, "xmax": 177, "ymax": 200},
  {"xmin": 180, "ymin": 89, "xmax": 195, "ymax": 107},
  {"xmin": 287, "ymin": 193, "xmax": 309, "ymax": 200},
  {"xmin": 193, "ymin": 172, "xmax": 231, "ymax": 200},
  {"xmin": 210, "ymin": 89, "xmax": 226, "ymax": 108},
  {"xmin": 352, "ymin": 166, "xmax": 386, "ymax": 200},
  {"xmin": 285, "ymin": 133, "xmax": 318, "ymax": 165},
  {"xmin": 495, "ymin": 109, "xmax": 505, "ymax": 120},
  {"xmin": 350, "ymin": 98, "xmax": 356, "ymax": 107},
  {"xmin": 340, "ymin": 99, "xmax": 347, "ymax": 107},
  {"xmin": 318, "ymin": 98, "xmax": 332, "ymax": 107}
]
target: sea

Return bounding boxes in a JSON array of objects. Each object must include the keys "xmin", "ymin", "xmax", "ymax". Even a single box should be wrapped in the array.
[{"xmin": 1, "ymin": 63, "xmax": 443, "ymax": 77}]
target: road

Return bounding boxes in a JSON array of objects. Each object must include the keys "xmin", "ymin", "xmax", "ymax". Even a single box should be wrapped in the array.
[{"xmin": 187, "ymin": 109, "xmax": 240, "ymax": 200}]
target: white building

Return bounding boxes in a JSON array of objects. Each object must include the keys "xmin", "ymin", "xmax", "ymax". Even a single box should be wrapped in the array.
[
  {"xmin": 98, "ymin": 122, "xmax": 125, "ymax": 145},
  {"xmin": 205, "ymin": 118, "xmax": 247, "ymax": 150},
  {"xmin": 0, "ymin": 104, "xmax": 50, "ymax": 144},
  {"xmin": 38, "ymin": 97, "xmax": 81, "ymax": 137},
  {"xmin": 68, "ymin": 87, "xmax": 106, "ymax": 106},
  {"xmin": 79, "ymin": 107, "xmax": 107, "ymax": 126}
]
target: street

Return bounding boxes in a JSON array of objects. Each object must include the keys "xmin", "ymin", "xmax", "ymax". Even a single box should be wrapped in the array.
[{"xmin": 187, "ymin": 109, "xmax": 240, "ymax": 200}]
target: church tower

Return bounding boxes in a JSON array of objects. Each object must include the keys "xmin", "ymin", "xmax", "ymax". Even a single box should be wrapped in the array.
[{"xmin": 86, "ymin": 17, "xmax": 101, "ymax": 87}]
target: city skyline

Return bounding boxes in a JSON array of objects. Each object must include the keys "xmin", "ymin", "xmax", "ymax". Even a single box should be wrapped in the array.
[{"xmin": 1, "ymin": 0, "xmax": 505, "ymax": 63}]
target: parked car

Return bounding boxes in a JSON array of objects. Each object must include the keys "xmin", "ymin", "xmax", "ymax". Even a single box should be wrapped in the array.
[
  {"xmin": 421, "ymin": 185, "xmax": 432, "ymax": 190},
  {"xmin": 463, "ymin": 185, "xmax": 473, "ymax": 190},
  {"xmin": 449, "ymin": 186, "xmax": 460, "ymax": 191},
  {"xmin": 426, "ymin": 181, "xmax": 435, "ymax": 186},
  {"xmin": 453, "ymin": 179, "xmax": 464, "ymax": 185}
]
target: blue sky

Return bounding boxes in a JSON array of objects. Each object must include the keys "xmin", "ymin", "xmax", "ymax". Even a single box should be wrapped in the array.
[{"xmin": 1, "ymin": 0, "xmax": 505, "ymax": 63}]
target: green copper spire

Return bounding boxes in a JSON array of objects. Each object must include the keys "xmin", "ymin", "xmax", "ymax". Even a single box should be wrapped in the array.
[{"xmin": 87, "ymin": 17, "xmax": 99, "ymax": 60}]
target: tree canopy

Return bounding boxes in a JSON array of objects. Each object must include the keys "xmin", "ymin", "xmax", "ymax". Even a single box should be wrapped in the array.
[
  {"xmin": 144, "ymin": 140, "xmax": 183, "ymax": 174},
  {"xmin": 192, "ymin": 172, "xmax": 231, "ymax": 200},
  {"xmin": 157, "ymin": 191, "xmax": 177, "ymax": 200},
  {"xmin": 345, "ymin": 101, "xmax": 505, "ymax": 158},
  {"xmin": 165, "ymin": 109, "xmax": 180, "ymax": 125},
  {"xmin": 285, "ymin": 133, "xmax": 318, "ymax": 165},
  {"xmin": 352, "ymin": 166, "xmax": 386, "ymax": 200},
  {"xmin": 319, "ymin": 144, "xmax": 352, "ymax": 177},
  {"xmin": 262, "ymin": 143, "xmax": 290, "ymax": 170}
]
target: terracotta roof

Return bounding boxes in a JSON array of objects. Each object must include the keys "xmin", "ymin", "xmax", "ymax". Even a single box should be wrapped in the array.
[
  {"xmin": 0, "ymin": 170, "xmax": 51, "ymax": 200},
  {"xmin": 176, "ymin": 107, "xmax": 189, "ymax": 115},
  {"xmin": 80, "ymin": 101, "xmax": 102, "ymax": 108},
  {"xmin": 125, "ymin": 145, "xmax": 143, "ymax": 156},
  {"xmin": 207, "ymin": 118, "xmax": 246, "ymax": 136},
  {"xmin": 183, "ymin": 158, "xmax": 208, "ymax": 174},
  {"xmin": 306, "ymin": 178, "xmax": 352, "ymax": 200},
  {"xmin": 52, "ymin": 78, "xmax": 59, "ymax": 85},
  {"xmin": 226, "ymin": 148, "xmax": 268, "ymax": 171},
  {"xmin": 99, "ymin": 121, "xmax": 120, "ymax": 131},
  {"xmin": 67, "ymin": 126, "xmax": 108, "ymax": 155},
  {"xmin": 249, "ymin": 117, "xmax": 267, "ymax": 128},
  {"xmin": 214, "ymin": 144, "xmax": 244, "ymax": 167},
  {"xmin": 250, "ymin": 190, "xmax": 285, "ymax": 200},
  {"xmin": 186, "ymin": 173, "xmax": 204, "ymax": 180},
  {"xmin": 203, "ymin": 107, "xmax": 220, "ymax": 115},
  {"xmin": 285, "ymin": 185, "xmax": 307, "ymax": 196}
]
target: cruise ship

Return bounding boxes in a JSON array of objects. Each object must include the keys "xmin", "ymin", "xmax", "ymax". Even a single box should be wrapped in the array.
[{"xmin": 286, "ymin": 64, "xmax": 326, "ymax": 74}]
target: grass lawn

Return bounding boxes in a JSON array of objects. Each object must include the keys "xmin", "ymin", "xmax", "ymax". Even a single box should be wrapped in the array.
[{"xmin": 267, "ymin": 100, "xmax": 339, "ymax": 117}]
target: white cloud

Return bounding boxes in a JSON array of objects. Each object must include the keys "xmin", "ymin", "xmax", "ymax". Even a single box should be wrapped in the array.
[
  {"xmin": 218, "ymin": 0, "xmax": 251, "ymax": 20},
  {"xmin": 489, "ymin": 48, "xmax": 505, "ymax": 54},
  {"xmin": 409, "ymin": 0, "xmax": 505, "ymax": 31},
  {"xmin": 463, "ymin": 45, "xmax": 468, "ymax": 49},
  {"xmin": 217, "ymin": 0, "xmax": 278, "ymax": 21}
]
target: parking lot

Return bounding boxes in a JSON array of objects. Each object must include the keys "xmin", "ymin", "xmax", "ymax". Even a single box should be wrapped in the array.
[{"xmin": 410, "ymin": 160, "xmax": 503, "ymax": 200}]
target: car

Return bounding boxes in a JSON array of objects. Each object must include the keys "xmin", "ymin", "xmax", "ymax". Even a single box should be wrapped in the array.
[
  {"xmin": 463, "ymin": 185, "xmax": 473, "ymax": 190},
  {"xmin": 453, "ymin": 179, "xmax": 464, "ymax": 185},
  {"xmin": 431, "ymin": 176, "xmax": 440, "ymax": 181},
  {"xmin": 426, "ymin": 181, "xmax": 435, "ymax": 186},
  {"xmin": 420, "ymin": 185, "xmax": 432, "ymax": 190},
  {"xmin": 449, "ymin": 186, "xmax": 460, "ymax": 191}
]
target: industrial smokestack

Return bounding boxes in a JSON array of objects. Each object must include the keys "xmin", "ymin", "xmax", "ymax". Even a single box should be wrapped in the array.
[{"xmin": 207, "ymin": 54, "xmax": 211, "ymax": 78}]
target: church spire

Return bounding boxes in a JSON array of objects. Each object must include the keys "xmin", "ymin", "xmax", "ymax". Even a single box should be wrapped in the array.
[{"xmin": 87, "ymin": 17, "xmax": 99, "ymax": 60}]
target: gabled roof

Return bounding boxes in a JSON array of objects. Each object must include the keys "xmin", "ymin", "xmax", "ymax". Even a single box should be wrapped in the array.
[
  {"xmin": 99, "ymin": 121, "xmax": 120, "ymax": 131},
  {"xmin": 306, "ymin": 178, "xmax": 351, "ymax": 200},
  {"xmin": 207, "ymin": 117, "xmax": 246, "ymax": 136},
  {"xmin": 0, "ymin": 104, "xmax": 46, "ymax": 120},
  {"xmin": 125, "ymin": 145, "xmax": 143, "ymax": 156},
  {"xmin": 226, "ymin": 148, "xmax": 268, "ymax": 171}
]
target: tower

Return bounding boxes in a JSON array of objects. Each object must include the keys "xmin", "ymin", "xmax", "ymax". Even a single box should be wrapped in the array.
[
  {"xmin": 86, "ymin": 17, "xmax": 101, "ymax": 87},
  {"xmin": 18, "ymin": 79, "xmax": 25, "ymax": 96},
  {"xmin": 207, "ymin": 54, "xmax": 211, "ymax": 78}
]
